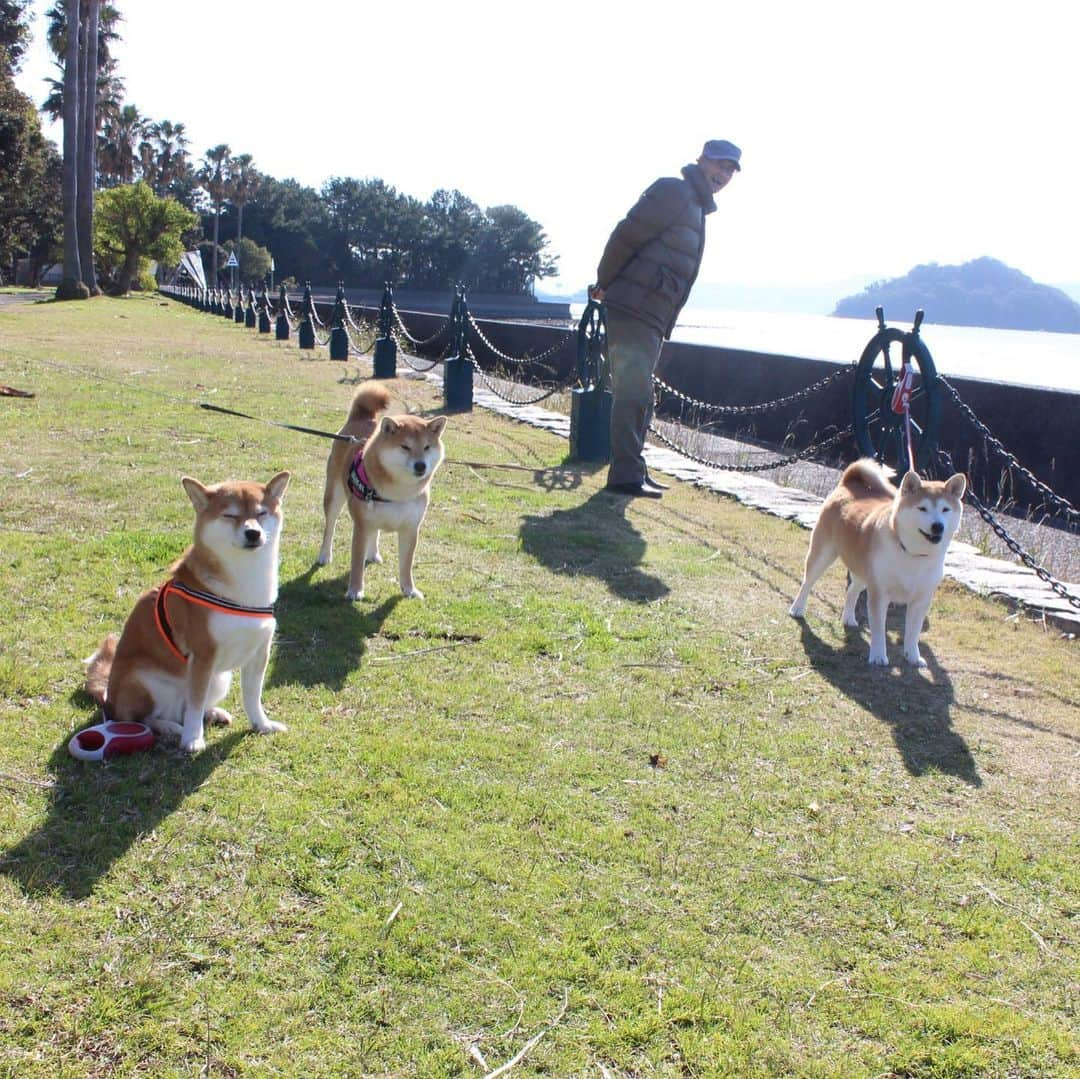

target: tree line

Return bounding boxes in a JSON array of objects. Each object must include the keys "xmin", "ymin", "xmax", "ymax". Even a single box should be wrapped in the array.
[{"xmin": 0, "ymin": 1, "xmax": 559, "ymax": 296}]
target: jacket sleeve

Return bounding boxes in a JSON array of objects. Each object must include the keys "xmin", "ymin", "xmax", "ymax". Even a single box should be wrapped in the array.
[{"xmin": 595, "ymin": 178, "xmax": 689, "ymax": 289}]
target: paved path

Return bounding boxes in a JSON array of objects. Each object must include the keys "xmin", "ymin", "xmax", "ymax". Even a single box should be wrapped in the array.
[{"xmin": 0, "ymin": 290, "xmax": 50, "ymax": 306}]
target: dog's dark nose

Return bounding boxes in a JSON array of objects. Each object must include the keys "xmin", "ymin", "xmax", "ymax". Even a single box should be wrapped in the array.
[
  {"xmin": 413, "ymin": 461, "xmax": 427, "ymax": 476},
  {"xmin": 244, "ymin": 527, "xmax": 262, "ymax": 543},
  {"xmin": 931, "ymin": 521, "xmax": 944, "ymax": 536}
]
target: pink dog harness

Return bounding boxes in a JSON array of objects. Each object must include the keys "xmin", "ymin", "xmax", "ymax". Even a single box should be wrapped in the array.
[{"xmin": 347, "ymin": 449, "xmax": 386, "ymax": 502}]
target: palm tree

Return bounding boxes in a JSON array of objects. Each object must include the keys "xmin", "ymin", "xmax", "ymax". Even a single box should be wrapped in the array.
[
  {"xmin": 229, "ymin": 152, "xmax": 259, "ymax": 243},
  {"xmin": 99, "ymin": 103, "xmax": 146, "ymax": 186},
  {"xmin": 198, "ymin": 143, "xmax": 231, "ymax": 285},
  {"xmin": 55, "ymin": 0, "xmax": 83, "ymax": 298},
  {"xmin": 77, "ymin": 0, "xmax": 100, "ymax": 293},
  {"xmin": 42, "ymin": 1, "xmax": 121, "ymax": 120},
  {"xmin": 151, "ymin": 120, "xmax": 190, "ymax": 198}
]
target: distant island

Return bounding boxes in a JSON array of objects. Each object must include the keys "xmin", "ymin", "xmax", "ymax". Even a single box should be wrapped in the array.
[{"xmin": 833, "ymin": 257, "xmax": 1080, "ymax": 333}]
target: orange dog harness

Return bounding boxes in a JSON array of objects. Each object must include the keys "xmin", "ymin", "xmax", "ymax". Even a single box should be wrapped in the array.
[{"xmin": 153, "ymin": 579, "xmax": 275, "ymax": 664}]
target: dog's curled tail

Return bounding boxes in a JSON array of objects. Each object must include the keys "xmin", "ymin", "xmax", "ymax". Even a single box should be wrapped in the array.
[
  {"xmin": 83, "ymin": 634, "xmax": 117, "ymax": 706},
  {"xmin": 840, "ymin": 458, "xmax": 897, "ymax": 498},
  {"xmin": 347, "ymin": 381, "xmax": 393, "ymax": 423}
]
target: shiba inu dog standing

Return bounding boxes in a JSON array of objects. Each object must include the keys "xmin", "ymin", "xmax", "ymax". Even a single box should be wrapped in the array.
[
  {"xmin": 84, "ymin": 472, "xmax": 291, "ymax": 753},
  {"xmin": 318, "ymin": 382, "xmax": 446, "ymax": 601},
  {"xmin": 789, "ymin": 459, "xmax": 966, "ymax": 667}
]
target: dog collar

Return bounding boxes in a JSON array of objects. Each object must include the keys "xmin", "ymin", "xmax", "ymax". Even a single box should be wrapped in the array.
[
  {"xmin": 897, "ymin": 537, "xmax": 930, "ymax": 558},
  {"xmin": 347, "ymin": 449, "xmax": 387, "ymax": 503},
  {"xmin": 154, "ymin": 579, "xmax": 276, "ymax": 664}
]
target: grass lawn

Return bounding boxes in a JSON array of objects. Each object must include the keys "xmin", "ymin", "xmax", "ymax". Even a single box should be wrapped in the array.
[{"xmin": 0, "ymin": 294, "xmax": 1077, "ymax": 1078}]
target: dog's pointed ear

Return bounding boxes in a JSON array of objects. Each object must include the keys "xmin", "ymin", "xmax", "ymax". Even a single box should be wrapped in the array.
[
  {"xmin": 380, "ymin": 416, "xmax": 398, "ymax": 435},
  {"xmin": 945, "ymin": 472, "xmax": 967, "ymax": 498},
  {"xmin": 182, "ymin": 477, "xmax": 210, "ymax": 512},
  {"xmin": 265, "ymin": 470, "xmax": 291, "ymax": 502},
  {"xmin": 899, "ymin": 470, "xmax": 922, "ymax": 496},
  {"xmin": 426, "ymin": 415, "xmax": 447, "ymax": 437}
]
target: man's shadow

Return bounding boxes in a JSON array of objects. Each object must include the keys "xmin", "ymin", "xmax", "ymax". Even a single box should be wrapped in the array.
[
  {"xmin": 0, "ymin": 711, "xmax": 244, "ymax": 900},
  {"xmin": 269, "ymin": 565, "xmax": 401, "ymax": 690},
  {"xmin": 519, "ymin": 488, "xmax": 670, "ymax": 603},
  {"xmin": 797, "ymin": 616, "xmax": 981, "ymax": 787}
]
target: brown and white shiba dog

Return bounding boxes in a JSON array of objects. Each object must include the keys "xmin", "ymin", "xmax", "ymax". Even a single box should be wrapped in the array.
[
  {"xmin": 84, "ymin": 472, "xmax": 291, "ymax": 753},
  {"xmin": 317, "ymin": 382, "xmax": 446, "ymax": 601},
  {"xmin": 789, "ymin": 459, "xmax": 966, "ymax": 667}
]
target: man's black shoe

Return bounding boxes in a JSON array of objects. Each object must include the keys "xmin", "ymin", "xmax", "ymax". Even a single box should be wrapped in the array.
[
  {"xmin": 643, "ymin": 472, "xmax": 670, "ymax": 491},
  {"xmin": 605, "ymin": 481, "xmax": 663, "ymax": 499}
]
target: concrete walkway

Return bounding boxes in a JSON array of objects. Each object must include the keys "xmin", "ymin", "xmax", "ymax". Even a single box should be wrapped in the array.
[{"xmin": 432, "ymin": 369, "xmax": 1080, "ymax": 634}]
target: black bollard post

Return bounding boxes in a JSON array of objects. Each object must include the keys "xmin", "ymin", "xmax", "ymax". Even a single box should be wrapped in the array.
[
  {"xmin": 298, "ymin": 282, "xmax": 316, "ymax": 350},
  {"xmin": 244, "ymin": 284, "xmax": 257, "ymax": 328},
  {"xmin": 234, "ymin": 284, "xmax": 246, "ymax": 324},
  {"xmin": 257, "ymin": 285, "xmax": 272, "ymax": 333},
  {"xmin": 275, "ymin": 284, "xmax": 291, "ymax": 340},
  {"xmin": 443, "ymin": 286, "xmax": 474, "ymax": 412},
  {"xmin": 373, "ymin": 282, "xmax": 397, "ymax": 378},
  {"xmin": 222, "ymin": 287, "xmax": 234, "ymax": 320},
  {"xmin": 329, "ymin": 282, "xmax": 349, "ymax": 360},
  {"xmin": 569, "ymin": 300, "xmax": 613, "ymax": 462}
]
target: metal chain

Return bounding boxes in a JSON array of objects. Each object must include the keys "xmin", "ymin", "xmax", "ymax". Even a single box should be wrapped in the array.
[
  {"xmin": 465, "ymin": 312, "xmax": 574, "ymax": 367},
  {"xmin": 474, "ymin": 363, "xmax": 579, "ymax": 406},
  {"xmin": 938, "ymin": 377, "xmax": 1080, "ymax": 525},
  {"xmin": 648, "ymin": 421, "xmax": 855, "ymax": 474},
  {"xmin": 343, "ymin": 306, "xmax": 377, "ymax": 353},
  {"xmin": 933, "ymin": 451, "xmax": 1080, "ymax": 610},
  {"xmin": 391, "ymin": 302, "xmax": 452, "ymax": 348},
  {"xmin": 345, "ymin": 325, "xmax": 376, "ymax": 355},
  {"xmin": 653, "ymin": 363, "xmax": 856, "ymax": 418},
  {"xmin": 397, "ymin": 334, "xmax": 447, "ymax": 372}
]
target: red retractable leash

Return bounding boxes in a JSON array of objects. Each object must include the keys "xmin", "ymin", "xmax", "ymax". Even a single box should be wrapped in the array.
[
  {"xmin": 891, "ymin": 358, "xmax": 917, "ymax": 474},
  {"xmin": 69, "ymin": 720, "xmax": 155, "ymax": 762}
]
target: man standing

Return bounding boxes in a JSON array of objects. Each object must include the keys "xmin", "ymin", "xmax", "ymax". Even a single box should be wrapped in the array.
[{"xmin": 590, "ymin": 140, "xmax": 741, "ymax": 498}]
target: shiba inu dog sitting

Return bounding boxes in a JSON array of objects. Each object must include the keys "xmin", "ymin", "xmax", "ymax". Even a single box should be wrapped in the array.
[
  {"xmin": 789, "ymin": 459, "xmax": 966, "ymax": 667},
  {"xmin": 84, "ymin": 472, "xmax": 291, "ymax": 753},
  {"xmin": 318, "ymin": 382, "xmax": 446, "ymax": 601}
]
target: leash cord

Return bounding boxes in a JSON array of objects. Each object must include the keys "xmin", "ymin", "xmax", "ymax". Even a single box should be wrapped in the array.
[{"xmin": 197, "ymin": 402, "xmax": 358, "ymax": 443}]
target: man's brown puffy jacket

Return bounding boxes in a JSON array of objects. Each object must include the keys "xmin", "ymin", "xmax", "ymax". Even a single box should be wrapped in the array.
[{"xmin": 595, "ymin": 163, "xmax": 717, "ymax": 339}]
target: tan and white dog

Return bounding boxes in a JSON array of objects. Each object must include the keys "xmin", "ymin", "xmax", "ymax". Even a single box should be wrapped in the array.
[
  {"xmin": 84, "ymin": 472, "xmax": 291, "ymax": 753},
  {"xmin": 789, "ymin": 459, "xmax": 966, "ymax": 667},
  {"xmin": 317, "ymin": 382, "xmax": 446, "ymax": 601}
]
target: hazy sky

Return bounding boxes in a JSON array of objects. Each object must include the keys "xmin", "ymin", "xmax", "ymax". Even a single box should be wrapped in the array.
[{"xmin": 14, "ymin": 0, "xmax": 1080, "ymax": 296}]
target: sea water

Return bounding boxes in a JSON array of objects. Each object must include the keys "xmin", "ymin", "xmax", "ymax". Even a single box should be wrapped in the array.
[{"xmin": 569, "ymin": 304, "xmax": 1080, "ymax": 395}]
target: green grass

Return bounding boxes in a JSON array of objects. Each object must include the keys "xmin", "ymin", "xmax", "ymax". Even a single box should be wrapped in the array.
[{"xmin": 0, "ymin": 294, "xmax": 1077, "ymax": 1077}]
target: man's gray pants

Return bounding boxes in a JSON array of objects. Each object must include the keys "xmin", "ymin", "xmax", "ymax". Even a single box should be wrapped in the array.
[{"xmin": 605, "ymin": 307, "xmax": 664, "ymax": 487}]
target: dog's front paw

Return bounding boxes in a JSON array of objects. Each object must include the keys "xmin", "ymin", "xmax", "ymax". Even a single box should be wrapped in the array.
[
  {"xmin": 905, "ymin": 652, "xmax": 928, "ymax": 669},
  {"xmin": 181, "ymin": 735, "xmax": 207, "ymax": 754},
  {"xmin": 365, "ymin": 552, "xmax": 383, "ymax": 565},
  {"xmin": 402, "ymin": 586, "xmax": 425, "ymax": 600},
  {"xmin": 867, "ymin": 652, "xmax": 890, "ymax": 667},
  {"xmin": 252, "ymin": 719, "xmax": 287, "ymax": 736},
  {"xmin": 205, "ymin": 707, "xmax": 233, "ymax": 726},
  {"xmin": 316, "ymin": 553, "xmax": 331, "ymax": 567},
  {"xmin": 345, "ymin": 587, "xmax": 365, "ymax": 601},
  {"xmin": 788, "ymin": 601, "xmax": 805, "ymax": 619}
]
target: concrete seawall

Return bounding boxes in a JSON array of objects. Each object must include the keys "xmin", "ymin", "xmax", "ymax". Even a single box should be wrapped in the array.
[{"xmin": 339, "ymin": 300, "xmax": 1080, "ymax": 513}]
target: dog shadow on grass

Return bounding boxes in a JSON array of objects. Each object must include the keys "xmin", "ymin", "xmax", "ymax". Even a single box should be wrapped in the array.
[
  {"xmin": 797, "ymin": 617, "xmax": 982, "ymax": 787},
  {"xmin": 519, "ymin": 488, "xmax": 670, "ymax": 604},
  {"xmin": 0, "ymin": 719, "xmax": 246, "ymax": 900},
  {"xmin": 269, "ymin": 564, "xmax": 401, "ymax": 690}
]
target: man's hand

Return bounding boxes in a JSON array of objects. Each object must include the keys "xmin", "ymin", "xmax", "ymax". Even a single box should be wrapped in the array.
[{"xmin": 588, "ymin": 284, "xmax": 605, "ymax": 302}]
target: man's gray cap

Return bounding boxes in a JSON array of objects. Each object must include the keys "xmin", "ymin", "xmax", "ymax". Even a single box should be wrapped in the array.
[{"xmin": 701, "ymin": 139, "xmax": 741, "ymax": 170}]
